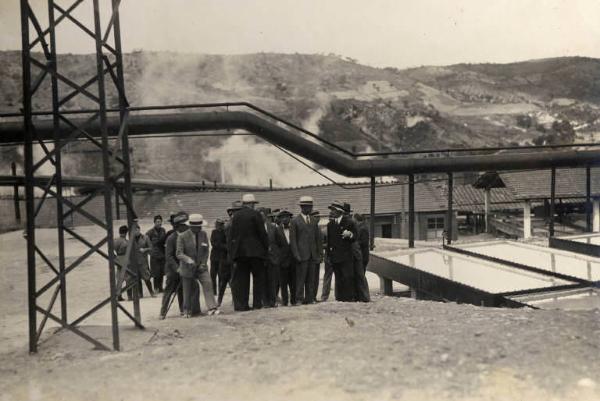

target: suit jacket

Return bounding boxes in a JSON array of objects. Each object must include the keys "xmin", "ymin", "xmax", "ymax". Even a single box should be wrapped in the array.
[
  {"xmin": 289, "ymin": 214, "xmax": 322, "ymax": 262},
  {"xmin": 265, "ymin": 222, "xmax": 278, "ymax": 265},
  {"xmin": 146, "ymin": 226, "xmax": 167, "ymax": 259},
  {"xmin": 327, "ymin": 215, "xmax": 358, "ymax": 263},
  {"xmin": 176, "ymin": 229, "xmax": 210, "ymax": 278},
  {"xmin": 357, "ymin": 223, "xmax": 370, "ymax": 265},
  {"xmin": 164, "ymin": 230, "xmax": 179, "ymax": 276},
  {"xmin": 210, "ymin": 228, "xmax": 227, "ymax": 261},
  {"xmin": 228, "ymin": 207, "xmax": 268, "ymax": 261},
  {"xmin": 274, "ymin": 224, "xmax": 294, "ymax": 268}
]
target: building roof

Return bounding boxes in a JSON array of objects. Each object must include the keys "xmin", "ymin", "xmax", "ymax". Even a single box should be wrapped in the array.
[
  {"xmin": 493, "ymin": 168, "xmax": 600, "ymax": 200},
  {"xmin": 442, "ymin": 183, "xmax": 522, "ymax": 212},
  {"xmin": 130, "ymin": 181, "xmax": 449, "ymax": 225}
]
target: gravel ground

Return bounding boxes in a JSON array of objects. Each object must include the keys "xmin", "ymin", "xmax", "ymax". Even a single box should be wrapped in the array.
[{"xmin": 1, "ymin": 226, "xmax": 600, "ymax": 401}]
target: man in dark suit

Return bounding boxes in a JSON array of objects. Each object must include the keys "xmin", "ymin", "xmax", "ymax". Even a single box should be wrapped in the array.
[
  {"xmin": 229, "ymin": 194, "xmax": 269, "ymax": 311},
  {"xmin": 159, "ymin": 213, "xmax": 185, "ymax": 319},
  {"xmin": 210, "ymin": 219, "xmax": 226, "ymax": 295},
  {"xmin": 310, "ymin": 210, "xmax": 323, "ymax": 302},
  {"xmin": 350, "ymin": 210, "xmax": 370, "ymax": 302},
  {"xmin": 259, "ymin": 208, "xmax": 279, "ymax": 307},
  {"xmin": 220, "ymin": 201, "xmax": 242, "ymax": 306},
  {"xmin": 320, "ymin": 211, "xmax": 335, "ymax": 302},
  {"xmin": 327, "ymin": 200, "xmax": 358, "ymax": 302},
  {"xmin": 146, "ymin": 215, "xmax": 167, "ymax": 293},
  {"xmin": 289, "ymin": 196, "xmax": 322, "ymax": 305},
  {"xmin": 274, "ymin": 209, "xmax": 295, "ymax": 305}
]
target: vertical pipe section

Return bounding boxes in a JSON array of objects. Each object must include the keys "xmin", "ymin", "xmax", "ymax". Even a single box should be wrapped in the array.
[
  {"xmin": 523, "ymin": 200, "xmax": 531, "ymax": 239},
  {"xmin": 408, "ymin": 174, "xmax": 415, "ymax": 248},
  {"xmin": 112, "ymin": 0, "xmax": 140, "ymax": 325},
  {"xmin": 48, "ymin": 0, "xmax": 67, "ymax": 325},
  {"xmin": 446, "ymin": 172, "xmax": 453, "ymax": 245},
  {"xmin": 586, "ymin": 166, "xmax": 592, "ymax": 232},
  {"xmin": 370, "ymin": 176, "xmax": 375, "ymax": 250},
  {"xmin": 549, "ymin": 167, "xmax": 556, "ymax": 237},
  {"xmin": 594, "ymin": 199, "xmax": 600, "ymax": 232},
  {"xmin": 93, "ymin": 0, "xmax": 119, "ymax": 351},
  {"xmin": 11, "ymin": 162, "xmax": 21, "ymax": 221},
  {"xmin": 21, "ymin": 0, "xmax": 37, "ymax": 353}
]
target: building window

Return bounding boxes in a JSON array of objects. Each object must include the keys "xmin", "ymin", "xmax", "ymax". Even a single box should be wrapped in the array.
[{"xmin": 426, "ymin": 216, "xmax": 445, "ymax": 239}]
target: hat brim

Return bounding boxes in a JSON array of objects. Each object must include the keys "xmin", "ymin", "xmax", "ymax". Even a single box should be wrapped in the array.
[
  {"xmin": 328, "ymin": 205, "xmax": 345, "ymax": 212},
  {"xmin": 189, "ymin": 221, "xmax": 204, "ymax": 226}
]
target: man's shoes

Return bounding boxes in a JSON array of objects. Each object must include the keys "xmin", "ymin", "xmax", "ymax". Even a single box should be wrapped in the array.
[
  {"xmin": 158, "ymin": 314, "xmax": 166, "ymax": 320},
  {"xmin": 208, "ymin": 308, "xmax": 221, "ymax": 316}
]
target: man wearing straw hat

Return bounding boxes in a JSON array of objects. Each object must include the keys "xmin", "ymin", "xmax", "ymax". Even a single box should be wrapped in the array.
[
  {"xmin": 177, "ymin": 213, "xmax": 220, "ymax": 317},
  {"xmin": 229, "ymin": 194, "xmax": 269, "ymax": 311},
  {"xmin": 289, "ymin": 195, "xmax": 322, "ymax": 305}
]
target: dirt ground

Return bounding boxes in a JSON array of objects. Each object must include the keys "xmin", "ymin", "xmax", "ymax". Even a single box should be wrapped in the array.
[{"xmin": 1, "ymin": 225, "xmax": 600, "ymax": 401}]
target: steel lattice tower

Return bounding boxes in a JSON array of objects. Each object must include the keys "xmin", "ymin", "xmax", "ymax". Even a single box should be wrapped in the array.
[{"xmin": 20, "ymin": 0, "xmax": 143, "ymax": 352}]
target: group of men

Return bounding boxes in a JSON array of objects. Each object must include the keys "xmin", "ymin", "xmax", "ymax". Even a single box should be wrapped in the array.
[{"xmin": 114, "ymin": 193, "xmax": 371, "ymax": 319}]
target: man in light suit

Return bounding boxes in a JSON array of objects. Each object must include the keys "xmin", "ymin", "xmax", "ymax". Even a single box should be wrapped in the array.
[
  {"xmin": 289, "ymin": 196, "xmax": 322, "ymax": 305},
  {"xmin": 176, "ymin": 213, "xmax": 220, "ymax": 317}
]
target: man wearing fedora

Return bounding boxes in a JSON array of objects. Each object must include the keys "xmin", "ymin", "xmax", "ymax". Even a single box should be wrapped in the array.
[
  {"xmin": 159, "ymin": 212, "xmax": 186, "ymax": 319},
  {"xmin": 290, "ymin": 196, "xmax": 322, "ymax": 305},
  {"xmin": 176, "ymin": 213, "xmax": 220, "ymax": 317},
  {"xmin": 229, "ymin": 194, "xmax": 269, "ymax": 311},
  {"xmin": 327, "ymin": 200, "xmax": 358, "ymax": 301},
  {"xmin": 274, "ymin": 209, "xmax": 296, "ymax": 306}
]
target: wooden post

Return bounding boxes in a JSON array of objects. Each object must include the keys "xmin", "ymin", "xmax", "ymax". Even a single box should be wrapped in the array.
[{"xmin": 484, "ymin": 188, "xmax": 491, "ymax": 233}]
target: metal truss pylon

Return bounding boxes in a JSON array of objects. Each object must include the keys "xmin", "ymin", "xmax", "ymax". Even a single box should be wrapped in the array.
[{"xmin": 20, "ymin": 0, "xmax": 143, "ymax": 353}]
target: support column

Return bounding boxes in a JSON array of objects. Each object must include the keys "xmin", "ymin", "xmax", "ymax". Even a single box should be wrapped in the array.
[
  {"xmin": 550, "ymin": 167, "xmax": 556, "ymax": 237},
  {"xmin": 484, "ymin": 188, "xmax": 491, "ymax": 233},
  {"xmin": 408, "ymin": 174, "xmax": 415, "ymax": 248},
  {"xmin": 523, "ymin": 200, "xmax": 532, "ymax": 239},
  {"xmin": 586, "ymin": 166, "xmax": 592, "ymax": 232},
  {"xmin": 370, "ymin": 176, "xmax": 375, "ymax": 250},
  {"xmin": 11, "ymin": 162, "xmax": 21, "ymax": 221},
  {"xmin": 593, "ymin": 199, "xmax": 600, "ymax": 232},
  {"xmin": 447, "ymin": 172, "xmax": 453, "ymax": 244},
  {"xmin": 379, "ymin": 276, "xmax": 393, "ymax": 296}
]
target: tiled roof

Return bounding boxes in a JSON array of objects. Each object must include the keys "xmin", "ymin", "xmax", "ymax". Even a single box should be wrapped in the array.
[
  {"xmin": 143, "ymin": 181, "xmax": 449, "ymax": 225},
  {"xmin": 498, "ymin": 167, "xmax": 600, "ymax": 200},
  {"xmin": 441, "ymin": 183, "xmax": 522, "ymax": 212}
]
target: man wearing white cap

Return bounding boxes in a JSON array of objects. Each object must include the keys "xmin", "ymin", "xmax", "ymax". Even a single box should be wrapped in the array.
[
  {"xmin": 289, "ymin": 195, "xmax": 322, "ymax": 304},
  {"xmin": 176, "ymin": 213, "xmax": 220, "ymax": 317},
  {"xmin": 229, "ymin": 194, "xmax": 269, "ymax": 311}
]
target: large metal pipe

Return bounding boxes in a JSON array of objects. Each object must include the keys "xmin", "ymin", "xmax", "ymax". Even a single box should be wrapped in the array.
[{"xmin": 3, "ymin": 111, "xmax": 600, "ymax": 175}]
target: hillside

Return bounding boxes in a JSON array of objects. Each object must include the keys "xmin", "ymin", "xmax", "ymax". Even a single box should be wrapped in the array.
[{"xmin": 2, "ymin": 51, "xmax": 600, "ymax": 184}]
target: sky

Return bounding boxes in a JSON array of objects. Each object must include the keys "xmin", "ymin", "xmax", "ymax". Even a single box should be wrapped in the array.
[{"xmin": 1, "ymin": 0, "xmax": 600, "ymax": 68}]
